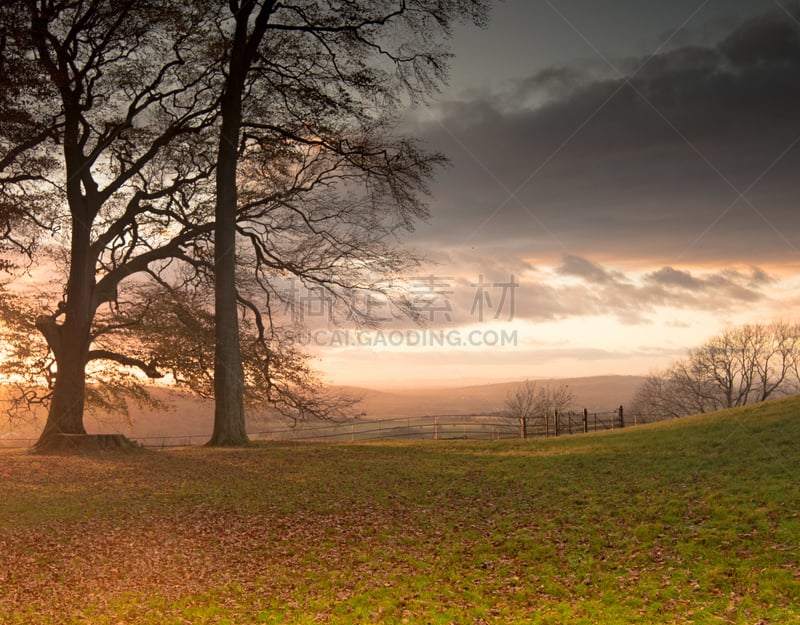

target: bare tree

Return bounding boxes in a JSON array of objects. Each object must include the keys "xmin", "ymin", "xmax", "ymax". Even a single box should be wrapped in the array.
[
  {"xmin": 135, "ymin": 283, "xmax": 359, "ymax": 426},
  {"xmin": 632, "ymin": 362, "xmax": 720, "ymax": 420},
  {"xmin": 504, "ymin": 380, "xmax": 575, "ymax": 437},
  {"xmin": 633, "ymin": 321, "xmax": 800, "ymax": 419},
  {"xmin": 2, "ymin": 0, "xmax": 494, "ymax": 449},
  {"xmin": 541, "ymin": 383, "xmax": 575, "ymax": 418},
  {"xmin": 206, "ymin": 0, "xmax": 492, "ymax": 444},
  {"xmin": 751, "ymin": 321, "xmax": 800, "ymax": 401},
  {"xmin": 504, "ymin": 379, "xmax": 542, "ymax": 433},
  {"xmin": 1, "ymin": 1, "xmax": 220, "ymax": 449}
]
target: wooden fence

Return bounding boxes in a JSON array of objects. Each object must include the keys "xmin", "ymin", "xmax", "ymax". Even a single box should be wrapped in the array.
[
  {"xmin": 518, "ymin": 406, "xmax": 626, "ymax": 439},
  {"xmin": 0, "ymin": 406, "xmax": 640, "ymax": 448},
  {"xmin": 140, "ymin": 405, "xmax": 633, "ymax": 445}
]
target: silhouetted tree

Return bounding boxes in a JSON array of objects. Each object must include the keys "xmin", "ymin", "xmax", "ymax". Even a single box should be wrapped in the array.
[
  {"xmin": 633, "ymin": 321, "xmax": 800, "ymax": 419},
  {"xmin": 504, "ymin": 379, "xmax": 542, "ymax": 436},
  {"xmin": 504, "ymin": 380, "xmax": 575, "ymax": 437},
  {"xmin": 1, "ymin": 0, "xmax": 493, "ymax": 449},
  {"xmin": 206, "ymin": 0, "xmax": 491, "ymax": 444},
  {"xmin": 136, "ymin": 283, "xmax": 359, "ymax": 426},
  {"xmin": 0, "ymin": 1, "xmax": 219, "ymax": 449}
]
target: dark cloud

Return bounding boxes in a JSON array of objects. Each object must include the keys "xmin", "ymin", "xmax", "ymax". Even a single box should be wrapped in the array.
[
  {"xmin": 513, "ymin": 256, "xmax": 769, "ymax": 325},
  {"xmin": 412, "ymin": 4, "xmax": 800, "ymax": 264},
  {"xmin": 392, "ymin": 256, "xmax": 773, "ymax": 329},
  {"xmin": 644, "ymin": 267, "xmax": 705, "ymax": 290},
  {"xmin": 719, "ymin": 8, "xmax": 800, "ymax": 67},
  {"xmin": 745, "ymin": 266, "xmax": 775, "ymax": 287},
  {"xmin": 509, "ymin": 66, "xmax": 591, "ymax": 109},
  {"xmin": 644, "ymin": 266, "xmax": 763, "ymax": 302},
  {"xmin": 556, "ymin": 255, "xmax": 628, "ymax": 285}
]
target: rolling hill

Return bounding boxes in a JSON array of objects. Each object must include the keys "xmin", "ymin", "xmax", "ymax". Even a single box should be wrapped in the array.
[{"xmin": 344, "ymin": 374, "xmax": 645, "ymax": 417}]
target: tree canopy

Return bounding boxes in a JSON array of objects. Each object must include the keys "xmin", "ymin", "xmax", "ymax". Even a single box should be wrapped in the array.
[{"xmin": 0, "ymin": 0, "xmax": 492, "ymax": 449}]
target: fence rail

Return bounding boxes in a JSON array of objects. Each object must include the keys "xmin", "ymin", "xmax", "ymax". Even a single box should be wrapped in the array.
[
  {"xmin": 0, "ymin": 406, "xmax": 648, "ymax": 448},
  {"xmin": 520, "ymin": 406, "xmax": 627, "ymax": 439}
]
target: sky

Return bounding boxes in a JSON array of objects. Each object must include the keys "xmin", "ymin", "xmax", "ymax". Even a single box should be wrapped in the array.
[{"xmin": 312, "ymin": 0, "xmax": 800, "ymax": 388}]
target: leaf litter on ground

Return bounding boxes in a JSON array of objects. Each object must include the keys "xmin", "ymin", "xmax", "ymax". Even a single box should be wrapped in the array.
[{"xmin": 1, "ymin": 396, "xmax": 799, "ymax": 624}]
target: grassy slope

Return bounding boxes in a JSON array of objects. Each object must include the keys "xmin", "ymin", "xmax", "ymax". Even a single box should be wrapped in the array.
[{"xmin": 0, "ymin": 396, "xmax": 798, "ymax": 624}]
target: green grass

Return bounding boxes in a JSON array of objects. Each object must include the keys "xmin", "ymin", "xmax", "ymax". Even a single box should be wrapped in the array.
[{"xmin": 1, "ymin": 396, "xmax": 799, "ymax": 624}]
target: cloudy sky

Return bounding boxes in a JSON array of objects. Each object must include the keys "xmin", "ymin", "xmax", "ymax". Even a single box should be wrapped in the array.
[{"xmin": 316, "ymin": 0, "xmax": 800, "ymax": 388}]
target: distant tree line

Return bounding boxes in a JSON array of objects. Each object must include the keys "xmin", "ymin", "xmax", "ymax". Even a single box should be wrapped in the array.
[{"xmin": 633, "ymin": 321, "xmax": 800, "ymax": 419}]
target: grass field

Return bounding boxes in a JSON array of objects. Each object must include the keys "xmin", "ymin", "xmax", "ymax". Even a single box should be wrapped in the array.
[{"xmin": 1, "ymin": 396, "xmax": 799, "ymax": 624}]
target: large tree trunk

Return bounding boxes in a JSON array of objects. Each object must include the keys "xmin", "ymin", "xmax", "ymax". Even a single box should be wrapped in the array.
[
  {"xmin": 209, "ymin": 150, "xmax": 248, "ymax": 445},
  {"xmin": 208, "ymin": 58, "xmax": 248, "ymax": 447},
  {"xmin": 36, "ymin": 343, "xmax": 89, "ymax": 445},
  {"xmin": 208, "ymin": 2, "xmax": 276, "ymax": 446},
  {"xmin": 35, "ymin": 216, "xmax": 94, "ymax": 451}
]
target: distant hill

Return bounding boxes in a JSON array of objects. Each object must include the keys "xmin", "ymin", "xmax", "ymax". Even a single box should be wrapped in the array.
[
  {"xmin": 1, "ymin": 375, "xmax": 646, "ymax": 443},
  {"xmin": 344, "ymin": 375, "xmax": 645, "ymax": 418}
]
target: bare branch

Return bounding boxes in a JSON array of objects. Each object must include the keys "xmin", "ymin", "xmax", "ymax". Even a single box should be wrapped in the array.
[{"xmin": 86, "ymin": 349, "xmax": 162, "ymax": 378}]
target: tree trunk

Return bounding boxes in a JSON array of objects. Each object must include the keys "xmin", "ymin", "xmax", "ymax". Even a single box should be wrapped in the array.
[
  {"xmin": 35, "ymin": 216, "xmax": 94, "ymax": 451},
  {"xmin": 208, "ymin": 54, "xmax": 248, "ymax": 447},
  {"xmin": 36, "ymin": 348, "xmax": 89, "ymax": 444},
  {"xmin": 208, "ymin": 2, "xmax": 276, "ymax": 446},
  {"xmin": 208, "ymin": 127, "xmax": 248, "ymax": 446}
]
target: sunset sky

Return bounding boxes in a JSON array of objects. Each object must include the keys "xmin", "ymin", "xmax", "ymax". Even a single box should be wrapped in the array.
[{"xmin": 315, "ymin": 0, "xmax": 800, "ymax": 388}]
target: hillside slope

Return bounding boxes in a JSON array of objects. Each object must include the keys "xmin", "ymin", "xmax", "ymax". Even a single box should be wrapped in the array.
[{"xmin": 1, "ymin": 394, "xmax": 798, "ymax": 623}]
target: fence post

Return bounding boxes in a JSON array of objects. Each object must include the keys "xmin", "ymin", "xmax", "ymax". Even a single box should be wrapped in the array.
[
  {"xmin": 554, "ymin": 409, "xmax": 559, "ymax": 436},
  {"xmin": 583, "ymin": 408, "xmax": 588, "ymax": 433},
  {"xmin": 434, "ymin": 416, "xmax": 439, "ymax": 441},
  {"xmin": 520, "ymin": 417, "xmax": 527, "ymax": 440},
  {"xmin": 544, "ymin": 413, "xmax": 549, "ymax": 438},
  {"xmin": 618, "ymin": 405, "xmax": 624, "ymax": 428}
]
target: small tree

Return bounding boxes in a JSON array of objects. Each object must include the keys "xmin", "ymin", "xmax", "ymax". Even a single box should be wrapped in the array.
[
  {"xmin": 541, "ymin": 383, "xmax": 575, "ymax": 419},
  {"xmin": 505, "ymin": 379, "xmax": 541, "ymax": 438},
  {"xmin": 504, "ymin": 380, "xmax": 575, "ymax": 438}
]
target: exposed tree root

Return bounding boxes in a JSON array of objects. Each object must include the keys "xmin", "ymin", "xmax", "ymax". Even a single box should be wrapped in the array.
[{"xmin": 33, "ymin": 433, "xmax": 142, "ymax": 454}]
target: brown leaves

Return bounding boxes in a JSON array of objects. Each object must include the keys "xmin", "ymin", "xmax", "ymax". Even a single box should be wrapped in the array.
[{"xmin": 1, "ymin": 426, "xmax": 800, "ymax": 624}]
